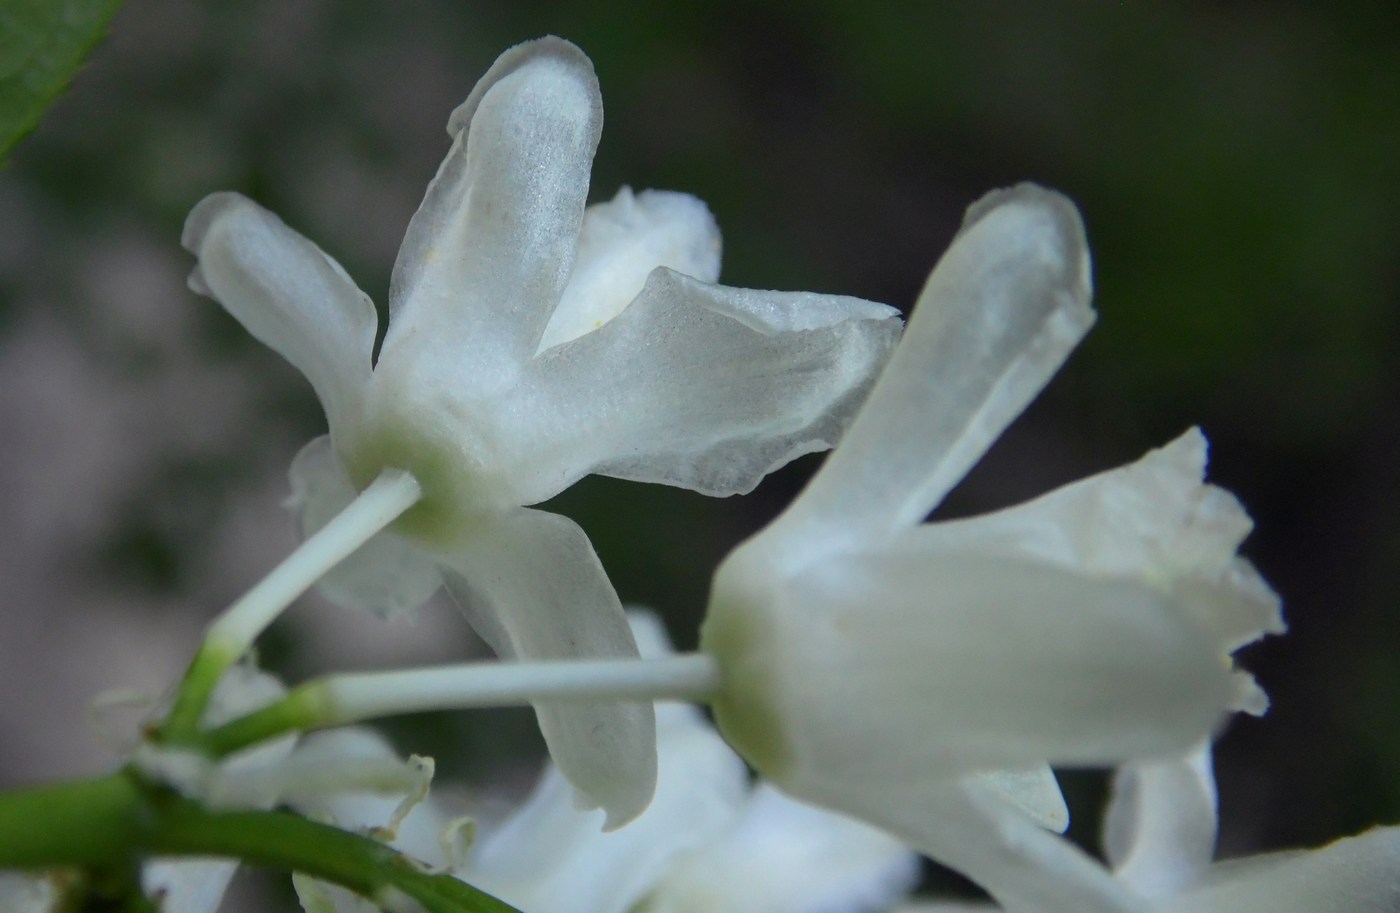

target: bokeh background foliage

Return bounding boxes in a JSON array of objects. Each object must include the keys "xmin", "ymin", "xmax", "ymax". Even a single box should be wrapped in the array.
[
  {"xmin": 0, "ymin": 0, "xmax": 123, "ymax": 159},
  {"xmin": 0, "ymin": 0, "xmax": 1397, "ymax": 902}
]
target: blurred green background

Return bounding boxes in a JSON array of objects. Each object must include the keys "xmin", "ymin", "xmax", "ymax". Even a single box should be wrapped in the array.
[{"xmin": 1, "ymin": 0, "xmax": 1397, "ymax": 903}]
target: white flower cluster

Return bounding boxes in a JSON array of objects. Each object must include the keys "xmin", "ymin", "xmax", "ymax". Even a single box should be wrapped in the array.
[{"xmin": 15, "ymin": 34, "xmax": 1392, "ymax": 913}]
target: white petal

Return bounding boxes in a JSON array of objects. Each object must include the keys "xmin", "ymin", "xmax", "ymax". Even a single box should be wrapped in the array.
[
  {"xmin": 286, "ymin": 436, "xmax": 444, "ymax": 620},
  {"xmin": 706, "ymin": 541, "xmax": 1236, "ymax": 792},
  {"xmin": 286, "ymin": 728, "xmax": 452, "ymax": 869},
  {"xmin": 294, "ymin": 874, "xmax": 382, "ymax": 913},
  {"xmin": 973, "ymin": 764, "xmax": 1070, "ymax": 833},
  {"xmin": 804, "ymin": 777, "xmax": 1140, "ymax": 913},
  {"xmin": 383, "ymin": 37, "xmax": 601, "ymax": 384},
  {"xmin": 524, "ymin": 267, "xmax": 901, "ymax": 499},
  {"xmin": 643, "ymin": 783, "xmax": 919, "ymax": 913},
  {"xmin": 1102, "ymin": 744, "xmax": 1218, "ymax": 898},
  {"xmin": 538, "ymin": 187, "xmax": 722, "ymax": 352},
  {"xmin": 780, "ymin": 184, "xmax": 1094, "ymax": 545},
  {"xmin": 0, "ymin": 873, "xmax": 57, "ymax": 913},
  {"xmin": 463, "ymin": 681, "xmax": 747, "ymax": 913},
  {"xmin": 1166, "ymin": 827, "xmax": 1400, "ymax": 913},
  {"xmin": 143, "ymin": 860, "xmax": 240, "ymax": 913},
  {"xmin": 907, "ymin": 430, "xmax": 1283, "ymax": 715},
  {"xmin": 437, "ymin": 508, "xmax": 656, "ymax": 828},
  {"xmin": 916, "ymin": 429, "xmax": 1284, "ymax": 649},
  {"xmin": 182, "ymin": 192, "xmax": 376, "ymax": 434}
]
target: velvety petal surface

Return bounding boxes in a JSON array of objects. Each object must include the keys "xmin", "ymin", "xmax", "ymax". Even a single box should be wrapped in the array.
[
  {"xmin": 642, "ymin": 783, "xmax": 919, "ymax": 913},
  {"xmin": 915, "ymin": 429, "xmax": 1284, "ymax": 651},
  {"xmin": 523, "ymin": 267, "xmax": 901, "ymax": 499},
  {"xmin": 286, "ymin": 436, "xmax": 444, "ymax": 619},
  {"xmin": 182, "ymin": 192, "xmax": 377, "ymax": 433},
  {"xmin": 538, "ymin": 187, "xmax": 722, "ymax": 352},
  {"xmin": 1102, "ymin": 745, "xmax": 1218, "ymax": 898},
  {"xmin": 808, "ymin": 776, "xmax": 1142, "ymax": 913},
  {"xmin": 778, "ymin": 184, "xmax": 1094, "ymax": 546},
  {"xmin": 0, "ymin": 874, "xmax": 56, "ymax": 913},
  {"xmin": 974, "ymin": 764, "xmax": 1070, "ymax": 833},
  {"xmin": 1167, "ymin": 827, "xmax": 1400, "ymax": 913},
  {"xmin": 463, "ymin": 657, "xmax": 747, "ymax": 913},
  {"xmin": 708, "ymin": 540, "xmax": 1235, "ymax": 793},
  {"xmin": 438, "ymin": 508, "xmax": 656, "ymax": 827},
  {"xmin": 384, "ymin": 37, "xmax": 601, "ymax": 384}
]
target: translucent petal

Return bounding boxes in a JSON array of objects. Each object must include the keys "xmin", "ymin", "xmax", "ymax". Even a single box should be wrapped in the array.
[
  {"xmin": 642, "ymin": 783, "xmax": 919, "ymax": 913},
  {"xmin": 1102, "ymin": 744, "xmax": 1218, "ymax": 898},
  {"xmin": 286, "ymin": 728, "xmax": 452, "ymax": 869},
  {"xmin": 973, "ymin": 764, "xmax": 1070, "ymax": 833},
  {"xmin": 182, "ymin": 192, "xmax": 376, "ymax": 433},
  {"xmin": 463, "ymin": 667, "xmax": 747, "ymax": 913},
  {"xmin": 384, "ymin": 37, "xmax": 601, "ymax": 383},
  {"xmin": 294, "ymin": 875, "xmax": 380, "ymax": 913},
  {"xmin": 286, "ymin": 436, "xmax": 444, "ymax": 619},
  {"xmin": 706, "ymin": 542, "xmax": 1235, "ymax": 790},
  {"xmin": 437, "ymin": 508, "xmax": 656, "ymax": 827},
  {"xmin": 780, "ymin": 184, "xmax": 1094, "ymax": 544},
  {"xmin": 0, "ymin": 874, "xmax": 56, "ymax": 913},
  {"xmin": 914, "ymin": 429, "xmax": 1285, "ymax": 650},
  {"xmin": 538, "ymin": 187, "xmax": 722, "ymax": 352},
  {"xmin": 803, "ymin": 776, "xmax": 1140, "ymax": 913},
  {"xmin": 143, "ymin": 860, "xmax": 239, "ymax": 913},
  {"xmin": 523, "ymin": 267, "xmax": 901, "ymax": 499},
  {"xmin": 1167, "ymin": 827, "xmax": 1400, "ymax": 913}
]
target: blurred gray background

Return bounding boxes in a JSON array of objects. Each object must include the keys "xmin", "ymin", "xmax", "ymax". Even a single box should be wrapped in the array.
[{"xmin": 1, "ymin": 1, "xmax": 1397, "ymax": 907}]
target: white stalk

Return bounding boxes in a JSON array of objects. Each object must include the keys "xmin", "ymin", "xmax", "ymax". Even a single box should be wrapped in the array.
[
  {"xmin": 318, "ymin": 655, "xmax": 723, "ymax": 725},
  {"xmin": 206, "ymin": 468, "xmax": 422, "ymax": 657}
]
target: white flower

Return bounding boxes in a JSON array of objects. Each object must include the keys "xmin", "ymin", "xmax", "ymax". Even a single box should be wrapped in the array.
[
  {"xmin": 182, "ymin": 36, "xmax": 901, "ymax": 825},
  {"xmin": 910, "ymin": 746, "xmax": 1400, "ymax": 913},
  {"xmin": 1103, "ymin": 745, "xmax": 1400, "ymax": 913},
  {"xmin": 294, "ymin": 614, "xmax": 917, "ymax": 913},
  {"xmin": 700, "ymin": 184, "xmax": 1283, "ymax": 879},
  {"xmin": 0, "ymin": 872, "xmax": 55, "ymax": 913}
]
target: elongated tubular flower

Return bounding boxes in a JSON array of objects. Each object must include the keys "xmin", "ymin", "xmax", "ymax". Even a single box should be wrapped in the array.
[
  {"xmin": 700, "ymin": 183, "xmax": 1283, "ymax": 905},
  {"xmin": 907, "ymin": 746, "xmax": 1400, "ymax": 913},
  {"xmin": 182, "ymin": 37, "xmax": 901, "ymax": 826},
  {"xmin": 292, "ymin": 614, "xmax": 918, "ymax": 913}
]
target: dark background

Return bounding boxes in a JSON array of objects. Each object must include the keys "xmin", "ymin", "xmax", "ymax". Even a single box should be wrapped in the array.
[{"xmin": 1, "ymin": 1, "xmax": 1396, "ymax": 905}]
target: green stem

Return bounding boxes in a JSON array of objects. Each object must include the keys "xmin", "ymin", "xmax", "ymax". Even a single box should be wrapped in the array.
[
  {"xmin": 159, "ymin": 639, "xmax": 237, "ymax": 742},
  {"xmin": 191, "ymin": 681, "xmax": 330, "ymax": 757},
  {"xmin": 0, "ymin": 772, "xmax": 516, "ymax": 913}
]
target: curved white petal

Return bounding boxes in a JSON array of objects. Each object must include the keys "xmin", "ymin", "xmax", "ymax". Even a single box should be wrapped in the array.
[
  {"xmin": 463, "ymin": 663, "xmax": 747, "ymax": 913},
  {"xmin": 294, "ymin": 875, "xmax": 381, "ymax": 913},
  {"xmin": 905, "ymin": 429, "xmax": 1283, "ymax": 716},
  {"xmin": 286, "ymin": 436, "xmax": 444, "ymax": 620},
  {"xmin": 780, "ymin": 184, "xmax": 1094, "ymax": 545},
  {"xmin": 0, "ymin": 874, "xmax": 56, "ymax": 913},
  {"xmin": 973, "ymin": 764, "xmax": 1070, "ymax": 833},
  {"xmin": 437, "ymin": 508, "xmax": 656, "ymax": 828},
  {"xmin": 707, "ymin": 539, "xmax": 1236, "ymax": 794},
  {"xmin": 143, "ymin": 859, "xmax": 240, "ymax": 913},
  {"xmin": 915, "ymin": 429, "xmax": 1284, "ymax": 649},
  {"xmin": 538, "ymin": 187, "xmax": 722, "ymax": 352},
  {"xmin": 522, "ymin": 267, "xmax": 901, "ymax": 499},
  {"xmin": 384, "ymin": 37, "xmax": 602, "ymax": 385},
  {"xmin": 642, "ymin": 783, "xmax": 919, "ymax": 913},
  {"xmin": 1166, "ymin": 827, "xmax": 1400, "ymax": 913},
  {"xmin": 182, "ymin": 192, "xmax": 376, "ymax": 434},
  {"xmin": 286, "ymin": 728, "xmax": 452, "ymax": 869},
  {"xmin": 1102, "ymin": 744, "xmax": 1217, "ymax": 898},
  {"xmin": 806, "ymin": 777, "xmax": 1140, "ymax": 913}
]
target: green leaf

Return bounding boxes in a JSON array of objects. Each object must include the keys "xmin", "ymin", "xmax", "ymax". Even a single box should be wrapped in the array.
[{"xmin": 0, "ymin": 0, "xmax": 124, "ymax": 160}]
